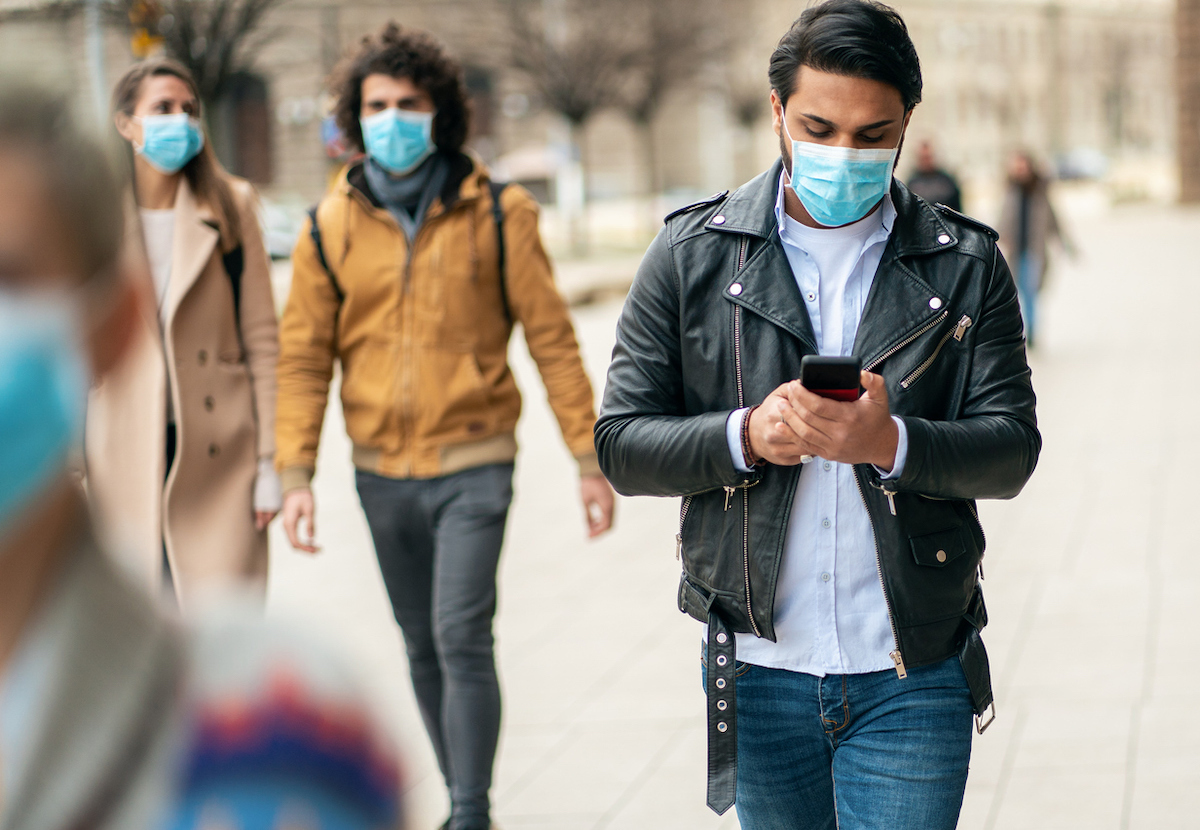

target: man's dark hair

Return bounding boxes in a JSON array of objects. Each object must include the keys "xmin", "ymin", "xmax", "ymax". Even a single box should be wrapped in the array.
[
  {"xmin": 330, "ymin": 22, "xmax": 469, "ymax": 155},
  {"xmin": 769, "ymin": 0, "xmax": 922, "ymax": 112}
]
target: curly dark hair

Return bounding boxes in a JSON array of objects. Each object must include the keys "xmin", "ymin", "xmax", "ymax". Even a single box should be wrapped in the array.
[{"xmin": 329, "ymin": 22, "xmax": 469, "ymax": 156}]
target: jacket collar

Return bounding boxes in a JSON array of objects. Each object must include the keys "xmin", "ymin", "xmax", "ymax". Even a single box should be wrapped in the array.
[
  {"xmin": 708, "ymin": 157, "xmax": 960, "ymax": 256},
  {"xmin": 719, "ymin": 160, "xmax": 961, "ymax": 360}
]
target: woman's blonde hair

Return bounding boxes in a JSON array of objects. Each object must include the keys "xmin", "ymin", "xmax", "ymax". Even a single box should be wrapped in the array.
[{"xmin": 112, "ymin": 58, "xmax": 241, "ymax": 251}]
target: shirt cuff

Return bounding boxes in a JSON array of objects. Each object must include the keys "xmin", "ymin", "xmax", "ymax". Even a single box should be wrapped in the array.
[
  {"xmin": 726, "ymin": 408, "xmax": 753, "ymax": 473},
  {"xmin": 254, "ymin": 457, "xmax": 283, "ymax": 512},
  {"xmin": 875, "ymin": 416, "xmax": 908, "ymax": 481}
]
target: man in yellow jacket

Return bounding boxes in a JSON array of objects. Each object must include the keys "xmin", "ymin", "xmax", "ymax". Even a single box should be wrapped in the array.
[{"xmin": 275, "ymin": 22, "xmax": 614, "ymax": 830}]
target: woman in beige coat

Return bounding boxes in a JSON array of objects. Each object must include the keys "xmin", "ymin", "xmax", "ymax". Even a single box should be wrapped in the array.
[{"xmin": 86, "ymin": 58, "xmax": 279, "ymax": 610}]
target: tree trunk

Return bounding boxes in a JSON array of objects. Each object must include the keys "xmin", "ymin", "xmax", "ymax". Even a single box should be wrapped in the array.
[
  {"xmin": 1180, "ymin": 0, "xmax": 1200, "ymax": 202},
  {"xmin": 637, "ymin": 116, "xmax": 661, "ymax": 238}
]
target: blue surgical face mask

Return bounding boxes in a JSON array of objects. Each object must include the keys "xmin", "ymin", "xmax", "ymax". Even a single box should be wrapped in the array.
[
  {"xmin": 361, "ymin": 108, "xmax": 435, "ymax": 176},
  {"xmin": 0, "ymin": 289, "xmax": 88, "ymax": 533},
  {"xmin": 783, "ymin": 114, "xmax": 898, "ymax": 227},
  {"xmin": 137, "ymin": 113, "xmax": 205, "ymax": 174}
]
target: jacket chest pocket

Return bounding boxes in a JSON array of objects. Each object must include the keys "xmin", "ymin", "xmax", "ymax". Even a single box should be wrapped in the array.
[
  {"xmin": 898, "ymin": 314, "xmax": 973, "ymax": 390},
  {"xmin": 910, "ymin": 527, "xmax": 966, "ymax": 567}
]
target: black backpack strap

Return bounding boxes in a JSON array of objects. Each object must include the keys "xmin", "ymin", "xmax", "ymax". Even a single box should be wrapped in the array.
[
  {"xmin": 487, "ymin": 180, "xmax": 511, "ymax": 323},
  {"xmin": 307, "ymin": 205, "xmax": 344, "ymax": 303}
]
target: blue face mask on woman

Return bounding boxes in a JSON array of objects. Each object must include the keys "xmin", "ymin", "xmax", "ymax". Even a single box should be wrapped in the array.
[
  {"xmin": 782, "ymin": 113, "xmax": 899, "ymax": 227},
  {"xmin": 137, "ymin": 113, "xmax": 205, "ymax": 174},
  {"xmin": 0, "ymin": 289, "xmax": 88, "ymax": 533},
  {"xmin": 361, "ymin": 108, "xmax": 436, "ymax": 176}
]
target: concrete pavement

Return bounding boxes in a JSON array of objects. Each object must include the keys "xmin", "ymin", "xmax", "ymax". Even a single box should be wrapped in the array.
[{"xmin": 265, "ymin": 201, "xmax": 1200, "ymax": 829}]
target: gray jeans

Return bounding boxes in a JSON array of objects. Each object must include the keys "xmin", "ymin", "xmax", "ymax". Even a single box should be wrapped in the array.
[{"xmin": 356, "ymin": 463, "xmax": 513, "ymax": 830}]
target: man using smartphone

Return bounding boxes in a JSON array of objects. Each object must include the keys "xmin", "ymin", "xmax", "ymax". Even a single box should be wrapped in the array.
[{"xmin": 595, "ymin": 1, "xmax": 1040, "ymax": 828}]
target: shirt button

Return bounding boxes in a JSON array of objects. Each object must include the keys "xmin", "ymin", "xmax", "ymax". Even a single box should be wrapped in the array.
[
  {"xmin": 822, "ymin": 518, "xmax": 831, "ymax": 529},
  {"xmin": 821, "ymin": 573, "xmax": 831, "ymax": 582},
  {"xmin": 823, "ymin": 461, "xmax": 832, "ymax": 471},
  {"xmin": 806, "ymin": 292, "xmax": 816, "ymax": 302}
]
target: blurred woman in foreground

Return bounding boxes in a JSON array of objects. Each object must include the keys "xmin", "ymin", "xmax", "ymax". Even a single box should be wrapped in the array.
[
  {"xmin": 0, "ymin": 78, "xmax": 399, "ymax": 830},
  {"xmin": 86, "ymin": 58, "xmax": 280, "ymax": 609}
]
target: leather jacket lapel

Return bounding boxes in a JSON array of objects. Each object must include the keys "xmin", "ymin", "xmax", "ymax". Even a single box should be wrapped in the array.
[{"xmin": 725, "ymin": 237, "xmax": 818, "ymax": 354}]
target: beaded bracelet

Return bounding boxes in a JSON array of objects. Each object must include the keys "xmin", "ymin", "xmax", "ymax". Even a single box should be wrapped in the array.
[{"xmin": 741, "ymin": 405, "xmax": 764, "ymax": 468}]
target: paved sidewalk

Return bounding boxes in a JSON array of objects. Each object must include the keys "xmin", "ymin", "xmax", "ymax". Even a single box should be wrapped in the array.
[{"xmin": 266, "ymin": 202, "xmax": 1200, "ymax": 829}]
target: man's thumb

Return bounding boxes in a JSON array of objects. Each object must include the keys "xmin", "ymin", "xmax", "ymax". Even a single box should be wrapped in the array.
[{"xmin": 861, "ymin": 370, "xmax": 886, "ymax": 397}]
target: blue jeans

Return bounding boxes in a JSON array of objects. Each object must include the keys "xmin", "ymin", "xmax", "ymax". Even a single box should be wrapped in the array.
[
  {"xmin": 1015, "ymin": 252, "xmax": 1042, "ymax": 346},
  {"xmin": 357, "ymin": 464, "xmax": 514, "ymax": 830},
  {"xmin": 705, "ymin": 655, "xmax": 974, "ymax": 830}
]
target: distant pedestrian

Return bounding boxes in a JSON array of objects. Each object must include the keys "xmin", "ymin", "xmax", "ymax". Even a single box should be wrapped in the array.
[
  {"xmin": 906, "ymin": 140, "xmax": 963, "ymax": 212},
  {"xmin": 275, "ymin": 23, "xmax": 615, "ymax": 830},
  {"xmin": 0, "ymin": 78, "xmax": 399, "ymax": 830},
  {"xmin": 86, "ymin": 58, "xmax": 281, "ymax": 610},
  {"xmin": 997, "ymin": 151, "xmax": 1073, "ymax": 348},
  {"xmin": 596, "ymin": 1, "xmax": 1040, "ymax": 827}
]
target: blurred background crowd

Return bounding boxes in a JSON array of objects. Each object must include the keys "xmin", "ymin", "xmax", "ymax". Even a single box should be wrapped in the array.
[{"xmin": 0, "ymin": 0, "xmax": 1195, "ymax": 254}]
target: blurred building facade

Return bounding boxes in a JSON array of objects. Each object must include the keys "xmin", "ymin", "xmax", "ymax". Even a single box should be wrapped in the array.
[{"xmin": 0, "ymin": 0, "xmax": 1178, "ymax": 214}]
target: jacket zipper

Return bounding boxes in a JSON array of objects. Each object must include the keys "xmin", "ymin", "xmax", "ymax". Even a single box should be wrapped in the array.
[
  {"xmin": 900, "ymin": 315, "xmax": 972, "ymax": 389},
  {"xmin": 863, "ymin": 310, "xmax": 949, "ymax": 374},
  {"xmin": 853, "ymin": 466, "xmax": 906, "ymax": 678},
  {"xmin": 966, "ymin": 499, "xmax": 987, "ymax": 580},
  {"xmin": 732, "ymin": 236, "xmax": 762, "ymax": 638},
  {"xmin": 676, "ymin": 495, "xmax": 693, "ymax": 560},
  {"xmin": 864, "ymin": 309, "xmax": 951, "ymax": 518}
]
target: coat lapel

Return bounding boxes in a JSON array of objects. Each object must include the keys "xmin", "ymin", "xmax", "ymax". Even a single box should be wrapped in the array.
[
  {"xmin": 161, "ymin": 179, "xmax": 219, "ymax": 331},
  {"xmin": 725, "ymin": 237, "xmax": 818, "ymax": 354}
]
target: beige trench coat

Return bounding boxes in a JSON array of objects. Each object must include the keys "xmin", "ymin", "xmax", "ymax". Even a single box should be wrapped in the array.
[{"xmin": 86, "ymin": 176, "xmax": 278, "ymax": 610}]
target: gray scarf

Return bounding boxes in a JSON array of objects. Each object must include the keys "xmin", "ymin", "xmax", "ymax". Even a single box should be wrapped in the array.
[{"xmin": 363, "ymin": 154, "xmax": 449, "ymax": 241}]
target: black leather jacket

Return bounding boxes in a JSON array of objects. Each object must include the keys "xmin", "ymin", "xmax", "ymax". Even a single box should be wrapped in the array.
[{"xmin": 596, "ymin": 161, "xmax": 1040, "ymax": 681}]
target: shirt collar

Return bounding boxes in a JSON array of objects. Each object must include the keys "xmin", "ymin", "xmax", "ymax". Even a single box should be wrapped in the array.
[{"xmin": 774, "ymin": 169, "xmax": 896, "ymax": 246}]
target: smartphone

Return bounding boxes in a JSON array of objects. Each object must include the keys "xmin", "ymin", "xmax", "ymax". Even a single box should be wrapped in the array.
[{"xmin": 800, "ymin": 356, "xmax": 862, "ymax": 401}]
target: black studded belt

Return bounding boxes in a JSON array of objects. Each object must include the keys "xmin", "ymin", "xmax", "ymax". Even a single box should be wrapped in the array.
[{"xmin": 705, "ymin": 612, "xmax": 737, "ymax": 814}]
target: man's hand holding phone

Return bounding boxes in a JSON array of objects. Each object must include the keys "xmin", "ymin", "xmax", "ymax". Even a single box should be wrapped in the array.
[{"xmin": 746, "ymin": 357, "xmax": 899, "ymax": 472}]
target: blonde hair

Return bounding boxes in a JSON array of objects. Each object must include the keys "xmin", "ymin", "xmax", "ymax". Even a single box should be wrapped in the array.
[{"xmin": 112, "ymin": 58, "xmax": 241, "ymax": 251}]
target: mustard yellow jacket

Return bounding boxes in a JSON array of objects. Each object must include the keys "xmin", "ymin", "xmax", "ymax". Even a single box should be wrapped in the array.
[{"xmin": 276, "ymin": 154, "xmax": 599, "ymax": 492}]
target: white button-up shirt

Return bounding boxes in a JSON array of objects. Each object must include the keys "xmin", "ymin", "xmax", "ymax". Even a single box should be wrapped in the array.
[{"xmin": 722, "ymin": 175, "xmax": 907, "ymax": 676}]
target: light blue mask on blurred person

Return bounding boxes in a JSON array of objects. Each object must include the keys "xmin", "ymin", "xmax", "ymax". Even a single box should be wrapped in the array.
[
  {"xmin": 0, "ymin": 290, "xmax": 88, "ymax": 533},
  {"xmin": 361, "ymin": 108, "xmax": 435, "ymax": 176},
  {"xmin": 137, "ymin": 113, "xmax": 205, "ymax": 174},
  {"xmin": 783, "ymin": 115, "xmax": 898, "ymax": 227}
]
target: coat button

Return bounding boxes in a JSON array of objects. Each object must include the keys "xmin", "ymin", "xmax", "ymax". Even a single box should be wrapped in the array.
[
  {"xmin": 938, "ymin": 233, "xmax": 951, "ymax": 244},
  {"xmin": 717, "ymin": 700, "xmax": 727, "ymax": 711},
  {"xmin": 936, "ymin": 550, "xmax": 947, "ymax": 563},
  {"xmin": 729, "ymin": 283, "xmax": 743, "ymax": 296},
  {"xmin": 208, "ymin": 443, "xmax": 219, "ymax": 458},
  {"xmin": 204, "ymin": 396, "xmax": 215, "ymax": 412},
  {"xmin": 715, "ymin": 678, "xmax": 726, "ymax": 689},
  {"xmin": 198, "ymin": 350, "xmax": 208, "ymax": 366},
  {"xmin": 717, "ymin": 721, "xmax": 728, "ymax": 733},
  {"xmin": 716, "ymin": 632, "xmax": 728, "ymax": 644},
  {"xmin": 716, "ymin": 654, "xmax": 728, "ymax": 667},
  {"xmin": 929, "ymin": 297, "xmax": 943, "ymax": 310},
  {"xmin": 712, "ymin": 215, "xmax": 726, "ymax": 225}
]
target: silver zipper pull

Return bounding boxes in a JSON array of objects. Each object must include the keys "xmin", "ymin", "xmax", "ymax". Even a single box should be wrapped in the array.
[
  {"xmin": 890, "ymin": 650, "xmax": 908, "ymax": 679},
  {"xmin": 723, "ymin": 486, "xmax": 735, "ymax": 512},
  {"xmin": 884, "ymin": 490, "xmax": 897, "ymax": 516},
  {"xmin": 953, "ymin": 315, "xmax": 973, "ymax": 341},
  {"xmin": 676, "ymin": 533, "xmax": 683, "ymax": 560}
]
